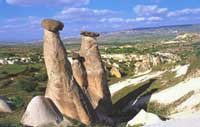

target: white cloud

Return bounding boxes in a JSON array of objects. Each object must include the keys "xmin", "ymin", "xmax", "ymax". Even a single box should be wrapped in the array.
[
  {"xmin": 100, "ymin": 18, "xmax": 124, "ymax": 23},
  {"xmin": 55, "ymin": 7, "xmax": 116, "ymax": 22},
  {"xmin": 136, "ymin": 17, "xmax": 146, "ymax": 21},
  {"xmin": 167, "ymin": 8, "xmax": 200, "ymax": 17},
  {"xmin": 147, "ymin": 16, "xmax": 162, "ymax": 21},
  {"xmin": 133, "ymin": 4, "xmax": 168, "ymax": 16},
  {"xmin": 125, "ymin": 18, "xmax": 136, "ymax": 23},
  {"xmin": 5, "ymin": 0, "xmax": 89, "ymax": 6}
]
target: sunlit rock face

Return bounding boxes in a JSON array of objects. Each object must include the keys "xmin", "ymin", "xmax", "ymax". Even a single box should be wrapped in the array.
[
  {"xmin": 79, "ymin": 31, "xmax": 112, "ymax": 114},
  {"xmin": 21, "ymin": 96, "xmax": 63, "ymax": 127},
  {"xmin": 0, "ymin": 96, "xmax": 12, "ymax": 113},
  {"xmin": 110, "ymin": 66, "xmax": 122, "ymax": 78},
  {"xmin": 42, "ymin": 19, "xmax": 96, "ymax": 125}
]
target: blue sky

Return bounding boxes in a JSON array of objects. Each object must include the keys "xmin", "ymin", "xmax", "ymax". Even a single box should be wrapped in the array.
[{"xmin": 0, "ymin": 0, "xmax": 200, "ymax": 42}]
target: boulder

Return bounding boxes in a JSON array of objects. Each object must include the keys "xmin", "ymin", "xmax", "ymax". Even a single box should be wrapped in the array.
[
  {"xmin": 42, "ymin": 19, "xmax": 96, "ymax": 125},
  {"xmin": 127, "ymin": 109, "xmax": 162, "ymax": 127},
  {"xmin": 110, "ymin": 66, "xmax": 122, "ymax": 78},
  {"xmin": 21, "ymin": 96, "xmax": 63, "ymax": 127},
  {"xmin": 0, "ymin": 96, "xmax": 12, "ymax": 113},
  {"xmin": 79, "ymin": 31, "xmax": 112, "ymax": 113},
  {"xmin": 41, "ymin": 19, "xmax": 64, "ymax": 32}
]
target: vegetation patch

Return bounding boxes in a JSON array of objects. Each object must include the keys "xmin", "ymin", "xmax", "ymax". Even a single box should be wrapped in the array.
[
  {"xmin": 147, "ymin": 101, "xmax": 171, "ymax": 117},
  {"xmin": 9, "ymin": 96, "xmax": 24, "ymax": 110},
  {"xmin": 15, "ymin": 76, "xmax": 38, "ymax": 92}
]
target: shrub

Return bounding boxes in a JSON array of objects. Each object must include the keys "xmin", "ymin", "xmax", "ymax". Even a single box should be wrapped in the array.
[
  {"xmin": 15, "ymin": 76, "xmax": 37, "ymax": 92},
  {"xmin": 9, "ymin": 96, "xmax": 24, "ymax": 110},
  {"xmin": 195, "ymin": 48, "xmax": 200, "ymax": 57},
  {"xmin": 34, "ymin": 72, "xmax": 48, "ymax": 82},
  {"xmin": 147, "ymin": 101, "xmax": 170, "ymax": 117}
]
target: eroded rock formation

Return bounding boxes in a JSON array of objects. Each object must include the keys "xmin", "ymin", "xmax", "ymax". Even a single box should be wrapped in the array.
[
  {"xmin": 71, "ymin": 52, "xmax": 87, "ymax": 89},
  {"xmin": 110, "ymin": 66, "xmax": 122, "ymax": 78},
  {"xmin": 21, "ymin": 19, "xmax": 113, "ymax": 126},
  {"xmin": 42, "ymin": 19, "xmax": 96, "ymax": 125},
  {"xmin": 0, "ymin": 96, "xmax": 12, "ymax": 113},
  {"xmin": 21, "ymin": 96, "xmax": 63, "ymax": 127},
  {"xmin": 79, "ymin": 31, "xmax": 112, "ymax": 113}
]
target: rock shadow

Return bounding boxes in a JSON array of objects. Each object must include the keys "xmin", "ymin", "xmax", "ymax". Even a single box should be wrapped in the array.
[{"xmin": 111, "ymin": 78, "xmax": 158, "ymax": 123}]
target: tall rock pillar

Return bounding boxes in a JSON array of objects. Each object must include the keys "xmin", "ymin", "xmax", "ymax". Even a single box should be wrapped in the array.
[
  {"xmin": 79, "ymin": 31, "xmax": 112, "ymax": 114},
  {"xmin": 42, "ymin": 19, "xmax": 96, "ymax": 125}
]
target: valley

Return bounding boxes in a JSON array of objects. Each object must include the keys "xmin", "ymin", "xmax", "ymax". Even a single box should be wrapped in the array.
[{"xmin": 0, "ymin": 25, "xmax": 200, "ymax": 127}]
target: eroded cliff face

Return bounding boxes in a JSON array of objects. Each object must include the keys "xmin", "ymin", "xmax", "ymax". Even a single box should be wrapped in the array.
[{"xmin": 42, "ymin": 19, "xmax": 96, "ymax": 125}]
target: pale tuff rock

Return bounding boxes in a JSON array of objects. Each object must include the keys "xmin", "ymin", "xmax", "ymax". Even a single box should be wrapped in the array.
[
  {"xmin": 71, "ymin": 52, "xmax": 87, "ymax": 88},
  {"xmin": 0, "ymin": 96, "xmax": 12, "ymax": 113},
  {"xmin": 127, "ymin": 109, "xmax": 162, "ymax": 127},
  {"xmin": 134, "ymin": 55, "xmax": 152, "ymax": 75},
  {"xmin": 21, "ymin": 96, "xmax": 63, "ymax": 127},
  {"xmin": 79, "ymin": 31, "xmax": 112, "ymax": 113},
  {"xmin": 42, "ymin": 19, "xmax": 96, "ymax": 125}
]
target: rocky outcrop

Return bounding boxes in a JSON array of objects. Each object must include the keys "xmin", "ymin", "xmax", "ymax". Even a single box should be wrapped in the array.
[
  {"xmin": 110, "ymin": 66, "xmax": 122, "ymax": 78},
  {"xmin": 21, "ymin": 19, "xmax": 115, "ymax": 126},
  {"xmin": 134, "ymin": 55, "xmax": 152, "ymax": 75},
  {"xmin": 0, "ymin": 96, "xmax": 12, "ymax": 113},
  {"xmin": 79, "ymin": 31, "xmax": 112, "ymax": 113},
  {"xmin": 127, "ymin": 109, "xmax": 162, "ymax": 127},
  {"xmin": 21, "ymin": 96, "xmax": 64, "ymax": 127},
  {"xmin": 42, "ymin": 19, "xmax": 96, "ymax": 125}
]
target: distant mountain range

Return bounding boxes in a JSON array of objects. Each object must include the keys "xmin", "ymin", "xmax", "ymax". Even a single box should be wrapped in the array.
[{"xmin": 1, "ymin": 24, "xmax": 200, "ymax": 45}]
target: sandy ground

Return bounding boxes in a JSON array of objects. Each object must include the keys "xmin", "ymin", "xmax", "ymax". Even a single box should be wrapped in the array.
[{"xmin": 109, "ymin": 71, "xmax": 164, "ymax": 96}]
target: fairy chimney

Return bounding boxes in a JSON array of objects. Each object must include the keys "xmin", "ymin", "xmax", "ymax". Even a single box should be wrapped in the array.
[
  {"xmin": 41, "ymin": 19, "xmax": 96, "ymax": 125},
  {"xmin": 79, "ymin": 31, "xmax": 112, "ymax": 114}
]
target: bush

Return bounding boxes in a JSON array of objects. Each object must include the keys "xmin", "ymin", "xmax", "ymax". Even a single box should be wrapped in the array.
[
  {"xmin": 195, "ymin": 48, "xmax": 200, "ymax": 57},
  {"xmin": 15, "ymin": 76, "xmax": 37, "ymax": 92},
  {"xmin": 9, "ymin": 96, "xmax": 24, "ymax": 110},
  {"xmin": 147, "ymin": 101, "xmax": 170, "ymax": 117},
  {"xmin": 34, "ymin": 72, "xmax": 48, "ymax": 82}
]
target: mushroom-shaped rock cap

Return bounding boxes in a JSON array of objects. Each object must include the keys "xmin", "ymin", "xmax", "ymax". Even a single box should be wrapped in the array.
[
  {"xmin": 81, "ymin": 31, "xmax": 100, "ymax": 37},
  {"xmin": 41, "ymin": 19, "xmax": 64, "ymax": 32}
]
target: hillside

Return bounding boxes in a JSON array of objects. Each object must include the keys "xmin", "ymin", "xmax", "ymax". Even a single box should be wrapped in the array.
[
  {"xmin": 62, "ymin": 24, "xmax": 200, "ymax": 45},
  {"xmin": 0, "ymin": 22, "xmax": 200, "ymax": 126}
]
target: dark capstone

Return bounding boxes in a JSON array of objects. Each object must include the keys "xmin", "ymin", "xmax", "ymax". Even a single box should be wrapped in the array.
[
  {"xmin": 80, "ymin": 31, "xmax": 100, "ymax": 37},
  {"xmin": 41, "ymin": 19, "xmax": 64, "ymax": 32}
]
